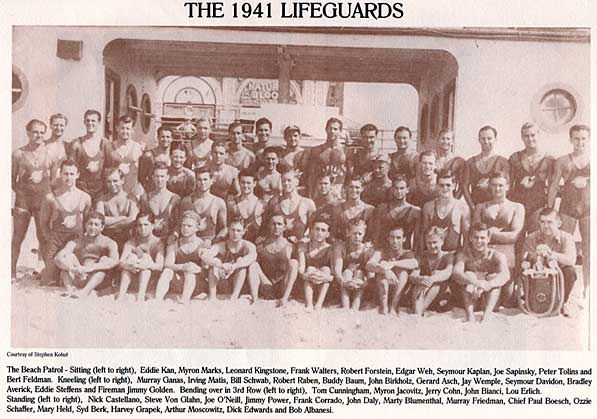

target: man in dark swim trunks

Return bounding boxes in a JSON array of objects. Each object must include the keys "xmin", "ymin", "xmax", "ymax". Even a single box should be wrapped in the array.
[{"xmin": 548, "ymin": 124, "xmax": 590, "ymax": 299}]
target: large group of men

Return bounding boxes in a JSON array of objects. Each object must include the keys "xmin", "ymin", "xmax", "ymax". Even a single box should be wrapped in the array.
[{"xmin": 11, "ymin": 109, "xmax": 590, "ymax": 320}]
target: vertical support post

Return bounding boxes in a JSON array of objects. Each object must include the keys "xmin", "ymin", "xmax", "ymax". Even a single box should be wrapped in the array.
[{"xmin": 277, "ymin": 46, "xmax": 294, "ymax": 104}]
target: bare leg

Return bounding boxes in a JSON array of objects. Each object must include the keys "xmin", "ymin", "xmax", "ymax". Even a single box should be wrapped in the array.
[
  {"xmin": 181, "ymin": 272, "xmax": 196, "ymax": 303},
  {"xmin": 377, "ymin": 276, "xmax": 390, "ymax": 315},
  {"xmin": 155, "ymin": 269, "xmax": 174, "ymax": 300},
  {"xmin": 136, "ymin": 270, "xmax": 151, "ymax": 303},
  {"xmin": 390, "ymin": 270, "xmax": 409, "ymax": 316},
  {"xmin": 208, "ymin": 269, "xmax": 219, "ymax": 301},
  {"xmin": 61, "ymin": 270, "xmax": 76, "ymax": 296},
  {"xmin": 340, "ymin": 270, "xmax": 352, "ymax": 309},
  {"xmin": 314, "ymin": 283, "xmax": 330, "ymax": 311},
  {"xmin": 77, "ymin": 271, "xmax": 106, "ymax": 297},
  {"xmin": 462, "ymin": 290, "xmax": 476, "ymax": 322},
  {"xmin": 247, "ymin": 263, "xmax": 261, "ymax": 303},
  {"xmin": 31, "ymin": 209, "xmax": 45, "ymax": 271},
  {"xmin": 117, "ymin": 270, "xmax": 133, "ymax": 301},
  {"xmin": 415, "ymin": 283, "xmax": 445, "ymax": 316},
  {"xmin": 230, "ymin": 268, "xmax": 247, "ymax": 300},
  {"xmin": 304, "ymin": 279, "xmax": 314, "ymax": 310},
  {"xmin": 11, "ymin": 207, "xmax": 31, "ymax": 279},
  {"xmin": 579, "ymin": 215, "xmax": 590, "ymax": 299},
  {"xmin": 412, "ymin": 285, "xmax": 427, "ymax": 316},
  {"xmin": 351, "ymin": 288, "xmax": 364, "ymax": 311},
  {"xmin": 279, "ymin": 259, "xmax": 299, "ymax": 306},
  {"xmin": 481, "ymin": 287, "xmax": 502, "ymax": 321}
]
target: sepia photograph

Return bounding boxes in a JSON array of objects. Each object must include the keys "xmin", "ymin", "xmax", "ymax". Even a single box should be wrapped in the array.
[{"xmin": 10, "ymin": 25, "xmax": 590, "ymax": 350}]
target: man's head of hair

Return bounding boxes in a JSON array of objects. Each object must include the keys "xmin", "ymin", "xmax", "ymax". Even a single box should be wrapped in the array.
[
  {"xmin": 569, "ymin": 124, "xmax": 590, "ymax": 137},
  {"xmin": 360, "ymin": 123, "xmax": 378, "ymax": 135},
  {"xmin": 118, "ymin": 115, "xmax": 134, "ymax": 125},
  {"xmin": 394, "ymin": 126, "xmax": 412, "ymax": 138},
  {"xmin": 157, "ymin": 125, "xmax": 173, "ymax": 136},
  {"xmin": 255, "ymin": 117, "xmax": 272, "ymax": 130},
  {"xmin": 83, "ymin": 109, "xmax": 102, "ymax": 122},
  {"xmin": 60, "ymin": 159, "xmax": 79, "ymax": 172},
  {"xmin": 50, "ymin": 113, "xmax": 68, "ymax": 125},
  {"xmin": 325, "ymin": 117, "xmax": 343, "ymax": 131},
  {"xmin": 26, "ymin": 119, "xmax": 47, "ymax": 132},
  {"xmin": 228, "ymin": 121, "xmax": 243, "ymax": 133},
  {"xmin": 84, "ymin": 210, "xmax": 106, "ymax": 226},
  {"xmin": 470, "ymin": 222, "xmax": 490, "ymax": 236},
  {"xmin": 478, "ymin": 125, "xmax": 497, "ymax": 138}
]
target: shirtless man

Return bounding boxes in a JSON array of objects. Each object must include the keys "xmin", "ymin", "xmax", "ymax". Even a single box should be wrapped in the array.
[
  {"xmin": 361, "ymin": 154, "xmax": 392, "ymax": 207},
  {"xmin": 139, "ymin": 161, "xmax": 181, "ymax": 239},
  {"xmin": 110, "ymin": 115, "xmax": 144, "ymax": 198},
  {"xmin": 118, "ymin": 212, "xmax": 165, "ymax": 303},
  {"xmin": 462, "ymin": 126, "xmax": 510, "ymax": 211},
  {"xmin": 226, "ymin": 122, "xmax": 255, "ymax": 171},
  {"xmin": 202, "ymin": 218, "xmax": 258, "ymax": 301},
  {"xmin": 138, "ymin": 126, "xmax": 174, "ymax": 193},
  {"xmin": 54, "ymin": 211, "xmax": 119, "ymax": 298},
  {"xmin": 68, "ymin": 110, "xmax": 113, "ymax": 201},
  {"xmin": 227, "ymin": 169, "xmax": 264, "ymax": 243},
  {"xmin": 312, "ymin": 172, "xmax": 342, "ymax": 212},
  {"xmin": 185, "ymin": 117, "xmax": 213, "ymax": 170},
  {"xmin": 45, "ymin": 113, "xmax": 69, "ymax": 188},
  {"xmin": 434, "ymin": 129, "xmax": 465, "ymax": 199},
  {"xmin": 452, "ymin": 222, "xmax": 510, "ymax": 322},
  {"xmin": 410, "ymin": 226, "xmax": 455, "ymax": 316},
  {"xmin": 389, "ymin": 126, "xmax": 418, "ymax": 181},
  {"xmin": 280, "ymin": 125, "xmax": 308, "ymax": 174},
  {"xmin": 166, "ymin": 144, "xmax": 195, "ymax": 198},
  {"xmin": 307, "ymin": 118, "xmax": 349, "ymax": 198},
  {"xmin": 366, "ymin": 225, "xmax": 418, "ymax": 315},
  {"xmin": 347, "ymin": 123, "xmax": 380, "ymax": 181},
  {"xmin": 95, "ymin": 167, "xmax": 139, "ymax": 252},
  {"xmin": 330, "ymin": 175, "xmax": 375, "ymax": 242},
  {"xmin": 548, "ymin": 124, "xmax": 590, "ymax": 299},
  {"xmin": 473, "ymin": 170, "xmax": 525, "ymax": 306},
  {"xmin": 12, "ymin": 119, "xmax": 52, "ymax": 280},
  {"xmin": 207, "ymin": 141, "xmax": 240, "ymax": 200},
  {"xmin": 421, "ymin": 169, "xmax": 470, "ymax": 253},
  {"xmin": 509, "ymin": 122, "xmax": 553, "ymax": 233},
  {"xmin": 408, "ymin": 150, "xmax": 438, "ymax": 208},
  {"xmin": 255, "ymin": 146, "xmax": 282, "ymax": 204},
  {"xmin": 523, "ymin": 208, "xmax": 578, "ymax": 316},
  {"xmin": 248, "ymin": 117, "xmax": 273, "ymax": 169},
  {"xmin": 39, "ymin": 160, "xmax": 92, "ymax": 286},
  {"xmin": 264, "ymin": 168, "xmax": 316, "ymax": 244},
  {"xmin": 177, "ymin": 167, "xmax": 227, "ymax": 244},
  {"xmin": 371, "ymin": 174, "xmax": 421, "ymax": 251}
]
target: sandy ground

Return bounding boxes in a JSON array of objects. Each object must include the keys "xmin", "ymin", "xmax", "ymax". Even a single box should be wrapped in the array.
[
  {"xmin": 11, "ymin": 270, "xmax": 589, "ymax": 350},
  {"xmin": 11, "ymin": 224, "xmax": 589, "ymax": 350}
]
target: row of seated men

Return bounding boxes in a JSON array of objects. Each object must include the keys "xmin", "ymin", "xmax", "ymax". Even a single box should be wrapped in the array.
[{"xmin": 12, "ymin": 111, "xmax": 589, "ymax": 317}]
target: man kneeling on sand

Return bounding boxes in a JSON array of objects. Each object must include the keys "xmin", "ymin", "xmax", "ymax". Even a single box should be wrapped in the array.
[
  {"xmin": 452, "ymin": 222, "xmax": 510, "ymax": 322},
  {"xmin": 522, "ymin": 207, "xmax": 577, "ymax": 317},
  {"xmin": 54, "ymin": 211, "xmax": 119, "ymax": 298}
]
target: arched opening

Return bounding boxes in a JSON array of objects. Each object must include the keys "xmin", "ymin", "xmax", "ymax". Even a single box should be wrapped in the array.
[{"xmin": 103, "ymin": 39, "xmax": 458, "ymax": 148}]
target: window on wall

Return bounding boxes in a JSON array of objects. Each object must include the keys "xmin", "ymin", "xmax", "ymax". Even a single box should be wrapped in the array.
[
  {"xmin": 532, "ymin": 86, "xmax": 580, "ymax": 133},
  {"xmin": 12, "ymin": 66, "xmax": 28, "ymax": 111},
  {"xmin": 540, "ymin": 89, "xmax": 576, "ymax": 126},
  {"xmin": 125, "ymin": 84, "xmax": 138, "ymax": 126},
  {"xmin": 140, "ymin": 93, "xmax": 152, "ymax": 134}
]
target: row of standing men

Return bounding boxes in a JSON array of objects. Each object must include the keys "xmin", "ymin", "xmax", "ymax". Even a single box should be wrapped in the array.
[{"xmin": 11, "ymin": 112, "xmax": 590, "ymax": 315}]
